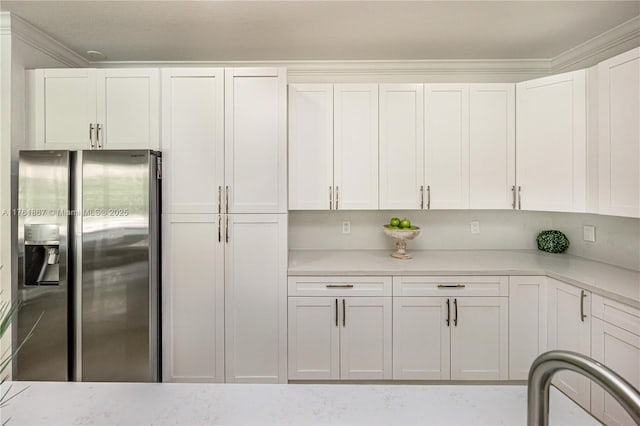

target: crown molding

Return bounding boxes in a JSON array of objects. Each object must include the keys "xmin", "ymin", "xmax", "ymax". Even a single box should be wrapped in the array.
[
  {"xmin": 93, "ymin": 58, "xmax": 551, "ymax": 77},
  {"xmin": 0, "ymin": 12, "xmax": 89, "ymax": 67},
  {"xmin": 551, "ymin": 15, "xmax": 640, "ymax": 72}
]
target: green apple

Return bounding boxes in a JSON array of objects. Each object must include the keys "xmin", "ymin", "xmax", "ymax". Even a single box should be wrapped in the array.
[
  {"xmin": 389, "ymin": 217, "xmax": 400, "ymax": 227},
  {"xmin": 400, "ymin": 218, "xmax": 411, "ymax": 229}
]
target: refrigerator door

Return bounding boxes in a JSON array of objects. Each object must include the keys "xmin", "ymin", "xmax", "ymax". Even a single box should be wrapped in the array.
[
  {"xmin": 17, "ymin": 150, "xmax": 70, "ymax": 381},
  {"xmin": 78, "ymin": 150, "xmax": 159, "ymax": 382}
]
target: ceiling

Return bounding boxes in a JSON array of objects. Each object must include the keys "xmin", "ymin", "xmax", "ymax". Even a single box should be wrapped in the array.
[{"xmin": 1, "ymin": 1, "xmax": 639, "ymax": 62}]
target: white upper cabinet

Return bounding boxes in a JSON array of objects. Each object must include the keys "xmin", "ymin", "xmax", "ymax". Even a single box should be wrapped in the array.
[
  {"xmin": 598, "ymin": 48, "xmax": 640, "ymax": 218},
  {"xmin": 95, "ymin": 69, "xmax": 159, "ymax": 149},
  {"xmin": 33, "ymin": 69, "xmax": 96, "ymax": 150},
  {"xmin": 334, "ymin": 84, "xmax": 379, "ymax": 210},
  {"xmin": 161, "ymin": 69, "xmax": 224, "ymax": 214},
  {"xmin": 288, "ymin": 84, "xmax": 334, "ymax": 210},
  {"xmin": 516, "ymin": 70, "xmax": 587, "ymax": 212},
  {"xmin": 32, "ymin": 68, "xmax": 159, "ymax": 150},
  {"xmin": 469, "ymin": 84, "xmax": 516, "ymax": 209},
  {"xmin": 379, "ymin": 84, "xmax": 424, "ymax": 210},
  {"xmin": 225, "ymin": 68, "xmax": 287, "ymax": 214},
  {"xmin": 425, "ymin": 84, "xmax": 470, "ymax": 209}
]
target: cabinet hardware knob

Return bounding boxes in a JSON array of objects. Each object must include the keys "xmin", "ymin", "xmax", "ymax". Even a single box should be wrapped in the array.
[
  {"xmin": 326, "ymin": 284, "xmax": 354, "ymax": 288},
  {"xmin": 342, "ymin": 298, "xmax": 346, "ymax": 327},
  {"xmin": 335, "ymin": 186, "xmax": 339, "ymax": 210},
  {"xmin": 89, "ymin": 123, "xmax": 95, "ymax": 149},
  {"xmin": 225, "ymin": 215, "xmax": 229, "ymax": 243},
  {"xmin": 580, "ymin": 290, "xmax": 587, "ymax": 322},
  {"xmin": 420, "ymin": 185, "xmax": 424, "ymax": 209},
  {"xmin": 335, "ymin": 298, "xmax": 338, "ymax": 327},
  {"xmin": 329, "ymin": 186, "xmax": 332, "ymax": 210},
  {"xmin": 218, "ymin": 186, "xmax": 222, "ymax": 214},
  {"xmin": 225, "ymin": 186, "xmax": 230, "ymax": 214},
  {"xmin": 437, "ymin": 284, "xmax": 466, "ymax": 289},
  {"xmin": 96, "ymin": 123, "xmax": 102, "ymax": 149},
  {"xmin": 218, "ymin": 215, "xmax": 221, "ymax": 243},
  {"xmin": 446, "ymin": 298, "xmax": 450, "ymax": 327},
  {"xmin": 518, "ymin": 186, "xmax": 522, "ymax": 210},
  {"xmin": 511, "ymin": 185, "xmax": 516, "ymax": 209},
  {"xmin": 427, "ymin": 185, "xmax": 431, "ymax": 209}
]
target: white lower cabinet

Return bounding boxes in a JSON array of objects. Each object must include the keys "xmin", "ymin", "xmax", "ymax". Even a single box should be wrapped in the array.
[
  {"xmin": 163, "ymin": 213, "xmax": 287, "ymax": 384},
  {"xmin": 508, "ymin": 276, "xmax": 547, "ymax": 379},
  {"xmin": 547, "ymin": 278, "xmax": 591, "ymax": 410},
  {"xmin": 392, "ymin": 276, "xmax": 509, "ymax": 381},
  {"xmin": 162, "ymin": 214, "xmax": 225, "ymax": 383},
  {"xmin": 590, "ymin": 295, "xmax": 640, "ymax": 426},
  {"xmin": 288, "ymin": 296, "xmax": 392, "ymax": 380}
]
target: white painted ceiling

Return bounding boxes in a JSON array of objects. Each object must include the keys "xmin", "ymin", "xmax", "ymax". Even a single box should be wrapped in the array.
[{"xmin": 1, "ymin": 1, "xmax": 639, "ymax": 62}]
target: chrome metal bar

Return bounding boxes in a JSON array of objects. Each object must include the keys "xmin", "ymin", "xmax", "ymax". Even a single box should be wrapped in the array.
[
  {"xmin": 225, "ymin": 186, "xmax": 229, "ymax": 214},
  {"xmin": 518, "ymin": 186, "xmax": 522, "ymax": 210},
  {"xmin": 420, "ymin": 185, "xmax": 424, "ymax": 209},
  {"xmin": 89, "ymin": 123, "xmax": 95, "ymax": 149},
  {"xmin": 217, "ymin": 215, "xmax": 221, "ymax": 243},
  {"xmin": 335, "ymin": 299, "xmax": 338, "ymax": 327},
  {"xmin": 326, "ymin": 284, "xmax": 354, "ymax": 288},
  {"xmin": 95, "ymin": 124, "xmax": 102, "ymax": 149},
  {"xmin": 329, "ymin": 186, "xmax": 333, "ymax": 210},
  {"xmin": 218, "ymin": 186, "xmax": 222, "ymax": 214},
  {"xmin": 427, "ymin": 185, "xmax": 431, "ymax": 209},
  {"xmin": 342, "ymin": 298, "xmax": 346, "ymax": 327},
  {"xmin": 437, "ymin": 284, "xmax": 466, "ymax": 289},
  {"xmin": 527, "ymin": 350, "xmax": 640, "ymax": 426},
  {"xmin": 580, "ymin": 290, "xmax": 587, "ymax": 322},
  {"xmin": 225, "ymin": 215, "xmax": 229, "ymax": 243},
  {"xmin": 336, "ymin": 186, "xmax": 339, "ymax": 210},
  {"xmin": 511, "ymin": 185, "xmax": 516, "ymax": 209}
]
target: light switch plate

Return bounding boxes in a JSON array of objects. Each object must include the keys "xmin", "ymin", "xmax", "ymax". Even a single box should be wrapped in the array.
[{"xmin": 583, "ymin": 225, "xmax": 596, "ymax": 242}]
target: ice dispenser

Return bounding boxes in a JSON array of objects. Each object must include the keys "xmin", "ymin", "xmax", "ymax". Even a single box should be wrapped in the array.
[{"xmin": 24, "ymin": 224, "xmax": 60, "ymax": 286}]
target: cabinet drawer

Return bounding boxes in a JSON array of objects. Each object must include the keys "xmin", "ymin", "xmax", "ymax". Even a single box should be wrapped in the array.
[
  {"xmin": 393, "ymin": 276, "xmax": 508, "ymax": 297},
  {"xmin": 288, "ymin": 276, "xmax": 392, "ymax": 297},
  {"xmin": 592, "ymin": 294, "xmax": 640, "ymax": 337}
]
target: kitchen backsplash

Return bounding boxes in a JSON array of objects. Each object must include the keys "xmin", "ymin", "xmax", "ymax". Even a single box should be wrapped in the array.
[{"xmin": 289, "ymin": 210, "xmax": 640, "ymax": 271}]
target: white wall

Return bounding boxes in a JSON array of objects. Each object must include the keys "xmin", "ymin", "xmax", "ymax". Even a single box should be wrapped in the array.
[{"xmin": 289, "ymin": 210, "xmax": 640, "ymax": 271}]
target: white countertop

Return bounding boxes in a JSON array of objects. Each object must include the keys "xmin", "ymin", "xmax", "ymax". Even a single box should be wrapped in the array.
[
  {"xmin": 288, "ymin": 249, "xmax": 640, "ymax": 308},
  {"xmin": 2, "ymin": 382, "xmax": 599, "ymax": 425}
]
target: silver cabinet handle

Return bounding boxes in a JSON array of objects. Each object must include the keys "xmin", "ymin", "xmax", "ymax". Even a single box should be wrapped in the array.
[
  {"xmin": 580, "ymin": 290, "xmax": 587, "ymax": 322},
  {"xmin": 329, "ymin": 186, "xmax": 333, "ymax": 210},
  {"xmin": 89, "ymin": 123, "xmax": 95, "ymax": 149},
  {"xmin": 446, "ymin": 298, "xmax": 450, "ymax": 327},
  {"xmin": 518, "ymin": 186, "xmax": 522, "ymax": 210},
  {"xmin": 225, "ymin": 215, "xmax": 229, "ymax": 243},
  {"xmin": 453, "ymin": 298, "xmax": 458, "ymax": 326},
  {"xmin": 218, "ymin": 186, "xmax": 222, "ymax": 214},
  {"xmin": 335, "ymin": 186, "xmax": 339, "ymax": 210},
  {"xmin": 511, "ymin": 185, "xmax": 516, "ymax": 209},
  {"xmin": 225, "ymin": 186, "xmax": 229, "ymax": 214},
  {"xmin": 437, "ymin": 284, "xmax": 466, "ymax": 289},
  {"xmin": 335, "ymin": 298, "xmax": 338, "ymax": 327},
  {"xmin": 427, "ymin": 185, "xmax": 431, "ymax": 209},
  {"xmin": 326, "ymin": 284, "xmax": 354, "ymax": 289},
  {"xmin": 342, "ymin": 298, "xmax": 346, "ymax": 327},
  {"xmin": 96, "ymin": 123, "xmax": 102, "ymax": 149},
  {"xmin": 218, "ymin": 215, "xmax": 221, "ymax": 243},
  {"xmin": 420, "ymin": 185, "xmax": 424, "ymax": 209}
]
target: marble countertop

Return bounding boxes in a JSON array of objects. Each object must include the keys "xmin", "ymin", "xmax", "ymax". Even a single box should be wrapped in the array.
[
  {"xmin": 2, "ymin": 382, "xmax": 598, "ymax": 425},
  {"xmin": 288, "ymin": 249, "xmax": 640, "ymax": 308}
]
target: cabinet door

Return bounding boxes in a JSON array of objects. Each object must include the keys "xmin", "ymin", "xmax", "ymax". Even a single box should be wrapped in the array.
[
  {"xmin": 516, "ymin": 70, "xmax": 586, "ymax": 212},
  {"xmin": 450, "ymin": 297, "xmax": 508, "ymax": 380},
  {"xmin": 287, "ymin": 297, "xmax": 340, "ymax": 380},
  {"xmin": 425, "ymin": 84, "xmax": 470, "ymax": 209},
  {"xmin": 379, "ymin": 84, "xmax": 424, "ymax": 210},
  {"xmin": 34, "ymin": 69, "xmax": 96, "ymax": 149},
  {"xmin": 547, "ymin": 279, "xmax": 591, "ymax": 410},
  {"xmin": 162, "ymin": 214, "xmax": 224, "ymax": 382},
  {"xmin": 96, "ymin": 69, "xmax": 160, "ymax": 149},
  {"xmin": 225, "ymin": 68, "xmax": 287, "ymax": 213},
  {"xmin": 393, "ymin": 297, "xmax": 450, "ymax": 380},
  {"xmin": 288, "ymin": 84, "xmax": 334, "ymax": 210},
  {"xmin": 225, "ymin": 214, "xmax": 287, "ymax": 383},
  {"xmin": 161, "ymin": 69, "xmax": 224, "ymax": 214},
  {"xmin": 508, "ymin": 276, "xmax": 547, "ymax": 380},
  {"xmin": 598, "ymin": 48, "xmax": 640, "ymax": 218},
  {"xmin": 340, "ymin": 297, "xmax": 392, "ymax": 380},
  {"xmin": 333, "ymin": 84, "xmax": 379, "ymax": 210},
  {"xmin": 469, "ymin": 84, "xmax": 516, "ymax": 209},
  {"xmin": 591, "ymin": 318, "xmax": 640, "ymax": 426}
]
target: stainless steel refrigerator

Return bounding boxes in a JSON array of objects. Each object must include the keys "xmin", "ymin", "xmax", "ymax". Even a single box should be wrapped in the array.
[{"xmin": 16, "ymin": 150, "xmax": 160, "ymax": 382}]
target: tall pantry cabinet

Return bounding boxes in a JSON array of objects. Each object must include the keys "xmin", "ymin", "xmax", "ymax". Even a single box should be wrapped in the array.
[{"xmin": 162, "ymin": 68, "xmax": 288, "ymax": 383}]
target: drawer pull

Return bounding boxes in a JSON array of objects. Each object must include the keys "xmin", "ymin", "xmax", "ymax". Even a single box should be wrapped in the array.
[
  {"xmin": 437, "ymin": 284, "xmax": 466, "ymax": 289},
  {"xmin": 326, "ymin": 284, "xmax": 354, "ymax": 288}
]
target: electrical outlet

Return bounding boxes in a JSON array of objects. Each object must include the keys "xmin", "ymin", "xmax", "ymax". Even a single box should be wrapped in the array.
[
  {"xmin": 342, "ymin": 221, "xmax": 351, "ymax": 234},
  {"xmin": 470, "ymin": 221, "xmax": 480, "ymax": 234},
  {"xmin": 583, "ymin": 225, "xmax": 596, "ymax": 242}
]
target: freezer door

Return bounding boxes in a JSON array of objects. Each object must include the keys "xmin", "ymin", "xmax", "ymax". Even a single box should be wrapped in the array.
[
  {"xmin": 16, "ymin": 150, "xmax": 70, "ymax": 381},
  {"xmin": 80, "ymin": 150, "xmax": 159, "ymax": 382}
]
